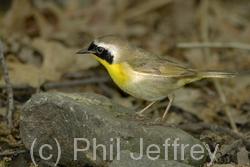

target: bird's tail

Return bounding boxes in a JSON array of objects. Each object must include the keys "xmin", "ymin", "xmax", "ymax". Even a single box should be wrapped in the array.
[{"xmin": 196, "ymin": 70, "xmax": 237, "ymax": 78}]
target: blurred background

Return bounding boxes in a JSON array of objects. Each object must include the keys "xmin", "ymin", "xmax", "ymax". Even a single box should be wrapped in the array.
[{"xmin": 0, "ymin": 0, "xmax": 250, "ymax": 166}]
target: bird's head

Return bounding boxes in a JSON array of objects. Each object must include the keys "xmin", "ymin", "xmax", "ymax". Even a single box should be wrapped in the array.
[{"xmin": 77, "ymin": 35, "xmax": 134, "ymax": 64}]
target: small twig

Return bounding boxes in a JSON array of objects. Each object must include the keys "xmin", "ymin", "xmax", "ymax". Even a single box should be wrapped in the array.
[
  {"xmin": 215, "ymin": 140, "xmax": 242, "ymax": 160},
  {"xmin": 176, "ymin": 42, "xmax": 250, "ymax": 50},
  {"xmin": 36, "ymin": 78, "xmax": 44, "ymax": 93},
  {"xmin": 0, "ymin": 40, "xmax": 14, "ymax": 128},
  {"xmin": 198, "ymin": 0, "xmax": 238, "ymax": 133},
  {"xmin": 122, "ymin": 0, "xmax": 172, "ymax": 20},
  {"xmin": 178, "ymin": 123, "xmax": 250, "ymax": 148},
  {"xmin": 213, "ymin": 79, "xmax": 238, "ymax": 133},
  {"xmin": 43, "ymin": 77, "xmax": 110, "ymax": 90},
  {"xmin": 0, "ymin": 84, "xmax": 31, "ymax": 89},
  {"xmin": 199, "ymin": 0, "xmax": 210, "ymax": 63},
  {"xmin": 0, "ymin": 150, "xmax": 26, "ymax": 156}
]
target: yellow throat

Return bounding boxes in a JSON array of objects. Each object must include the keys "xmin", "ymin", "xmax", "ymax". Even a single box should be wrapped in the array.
[{"xmin": 92, "ymin": 54, "xmax": 130, "ymax": 87}]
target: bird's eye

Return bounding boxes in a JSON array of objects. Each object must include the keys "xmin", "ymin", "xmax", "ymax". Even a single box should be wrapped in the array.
[{"xmin": 96, "ymin": 47, "xmax": 104, "ymax": 54}]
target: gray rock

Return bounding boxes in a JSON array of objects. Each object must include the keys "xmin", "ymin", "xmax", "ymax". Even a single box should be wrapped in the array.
[
  {"xmin": 109, "ymin": 150, "xmax": 193, "ymax": 167},
  {"xmin": 20, "ymin": 92, "xmax": 207, "ymax": 167}
]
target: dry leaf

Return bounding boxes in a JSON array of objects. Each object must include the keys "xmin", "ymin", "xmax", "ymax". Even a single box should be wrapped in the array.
[
  {"xmin": 237, "ymin": 147, "xmax": 250, "ymax": 166},
  {"xmin": 173, "ymin": 0, "xmax": 195, "ymax": 32},
  {"xmin": 173, "ymin": 87, "xmax": 217, "ymax": 121},
  {"xmin": 31, "ymin": 38, "xmax": 99, "ymax": 73},
  {"xmin": 230, "ymin": 75, "xmax": 250, "ymax": 91},
  {"xmin": 183, "ymin": 48, "xmax": 219, "ymax": 69},
  {"xmin": 0, "ymin": 0, "xmax": 33, "ymax": 35},
  {"xmin": 0, "ymin": 108, "xmax": 6, "ymax": 117},
  {"xmin": 0, "ymin": 58, "xmax": 60, "ymax": 87}
]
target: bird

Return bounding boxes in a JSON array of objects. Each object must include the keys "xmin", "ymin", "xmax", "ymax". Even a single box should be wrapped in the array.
[{"xmin": 77, "ymin": 35, "xmax": 236, "ymax": 123}]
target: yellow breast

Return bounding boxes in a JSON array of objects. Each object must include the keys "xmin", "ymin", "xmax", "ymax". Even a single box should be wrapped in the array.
[{"xmin": 92, "ymin": 54, "xmax": 130, "ymax": 87}]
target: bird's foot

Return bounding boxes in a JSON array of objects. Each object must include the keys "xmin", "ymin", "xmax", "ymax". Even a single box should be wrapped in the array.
[
  {"xmin": 117, "ymin": 112, "xmax": 149, "ymax": 121},
  {"xmin": 142, "ymin": 117, "xmax": 176, "ymax": 127}
]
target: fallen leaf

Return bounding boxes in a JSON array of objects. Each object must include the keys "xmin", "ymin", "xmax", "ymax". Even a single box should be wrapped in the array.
[
  {"xmin": 0, "ymin": 108, "xmax": 6, "ymax": 117},
  {"xmin": 173, "ymin": 87, "xmax": 217, "ymax": 121},
  {"xmin": 237, "ymin": 147, "xmax": 250, "ymax": 166},
  {"xmin": 31, "ymin": 38, "xmax": 99, "ymax": 73},
  {"xmin": 0, "ymin": 57, "xmax": 60, "ymax": 87}
]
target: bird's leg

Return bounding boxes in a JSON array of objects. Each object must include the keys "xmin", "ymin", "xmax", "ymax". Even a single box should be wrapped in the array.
[
  {"xmin": 136, "ymin": 101, "xmax": 156, "ymax": 116},
  {"xmin": 117, "ymin": 101, "xmax": 156, "ymax": 121},
  {"xmin": 133, "ymin": 101, "xmax": 156, "ymax": 118},
  {"xmin": 155, "ymin": 93, "xmax": 175, "ymax": 123}
]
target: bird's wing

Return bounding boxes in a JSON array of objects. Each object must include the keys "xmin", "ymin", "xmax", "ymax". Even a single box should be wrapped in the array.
[{"xmin": 129, "ymin": 57, "xmax": 197, "ymax": 77}]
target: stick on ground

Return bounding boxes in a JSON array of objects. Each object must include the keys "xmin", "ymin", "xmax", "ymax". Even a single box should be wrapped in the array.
[{"xmin": 0, "ymin": 39, "xmax": 14, "ymax": 128}]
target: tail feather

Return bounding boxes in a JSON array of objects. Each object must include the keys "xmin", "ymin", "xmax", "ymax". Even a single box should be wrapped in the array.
[{"xmin": 196, "ymin": 70, "xmax": 237, "ymax": 78}]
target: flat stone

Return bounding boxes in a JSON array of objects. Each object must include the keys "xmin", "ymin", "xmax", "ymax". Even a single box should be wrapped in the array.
[
  {"xmin": 109, "ymin": 150, "xmax": 193, "ymax": 167},
  {"xmin": 20, "ymin": 92, "xmax": 207, "ymax": 166}
]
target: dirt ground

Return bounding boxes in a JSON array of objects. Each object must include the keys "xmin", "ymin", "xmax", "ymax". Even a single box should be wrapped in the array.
[{"xmin": 0, "ymin": 0, "xmax": 250, "ymax": 166}]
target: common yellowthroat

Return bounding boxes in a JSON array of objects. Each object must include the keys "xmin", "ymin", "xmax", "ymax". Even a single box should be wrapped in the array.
[{"xmin": 77, "ymin": 35, "xmax": 236, "ymax": 123}]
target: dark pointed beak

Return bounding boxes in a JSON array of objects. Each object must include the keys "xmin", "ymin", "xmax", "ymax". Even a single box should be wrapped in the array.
[{"xmin": 76, "ymin": 48, "xmax": 94, "ymax": 54}]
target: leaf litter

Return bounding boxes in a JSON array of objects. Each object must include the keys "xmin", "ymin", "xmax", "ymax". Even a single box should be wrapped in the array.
[{"xmin": 0, "ymin": 0, "xmax": 250, "ymax": 166}]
